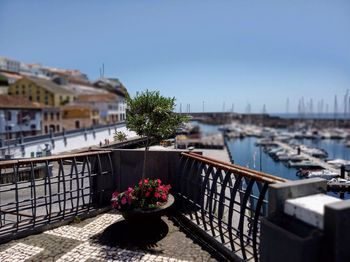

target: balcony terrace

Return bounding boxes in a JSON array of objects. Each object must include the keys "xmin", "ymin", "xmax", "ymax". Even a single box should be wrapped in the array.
[{"xmin": 0, "ymin": 149, "xmax": 349, "ymax": 261}]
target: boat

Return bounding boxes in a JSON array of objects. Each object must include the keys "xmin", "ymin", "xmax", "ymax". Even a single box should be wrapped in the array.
[
  {"xmin": 306, "ymin": 170, "xmax": 339, "ymax": 180},
  {"xmin": 278, "ymin": 153, "xmax": 307, "ymax": 162},
  {"xmin": 255, "ymin": 139, "xmax": 277, "ymax": 146},
  {"xmin": 288, "ymin": 160, "xmax": 322, "ymax": 169},
  {"xmin": 328, "ymin": 178, "xmax": 350, "ymax": 192},
  {"xmin": 267, "ymin": 147, "xmax": 284, "ymax": 157},
  {"xmin": 327, "ymin": 159, "xmax": 350, "ymax": 168},
  {"xmin": 299, "ymin": 145, "xmax": 328, "ymax": 159}
]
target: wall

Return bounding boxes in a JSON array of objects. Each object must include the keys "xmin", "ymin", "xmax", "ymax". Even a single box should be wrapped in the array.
[
  {"xmin": 0, "ymin": 123, "xmax": 135, "ymax": 158},
  {"xmin": 95, "ymin": 149, "xmax": 183, "ymax": 205}
]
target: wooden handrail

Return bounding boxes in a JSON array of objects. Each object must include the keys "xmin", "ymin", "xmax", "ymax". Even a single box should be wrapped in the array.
[{"xmin": 182, "ymin": 152, "xmax": 288, "ymax": 184}]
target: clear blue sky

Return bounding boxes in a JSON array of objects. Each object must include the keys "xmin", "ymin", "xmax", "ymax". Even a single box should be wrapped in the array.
[{"xmin": 1, "ymin": 0, "xmax": 350, "ymax": 113}]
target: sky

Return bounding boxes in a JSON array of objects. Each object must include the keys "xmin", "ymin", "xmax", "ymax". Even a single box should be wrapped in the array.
[{"xmin": 1, "ymin": 0, "xmax": 350, "ymax": 113}]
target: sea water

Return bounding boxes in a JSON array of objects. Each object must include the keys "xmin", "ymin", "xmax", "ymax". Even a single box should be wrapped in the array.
[{"xmin": 193, "ymin": 121, "xmax": 350, "ymax": 198}]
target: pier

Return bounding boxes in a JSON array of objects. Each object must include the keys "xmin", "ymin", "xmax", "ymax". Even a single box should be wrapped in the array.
[
  {"xmin": 176, "ymin": 133, "xmax": 224, "ymax": 150},
  {"xmin": 274, "ymin": 141, "xmax": 340, "ymax": 175}
]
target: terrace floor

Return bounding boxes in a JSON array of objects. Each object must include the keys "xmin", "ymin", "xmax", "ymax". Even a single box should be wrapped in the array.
[{"xmin": 0, "ymin": 210, "xmax": 218, "ymax": 262}]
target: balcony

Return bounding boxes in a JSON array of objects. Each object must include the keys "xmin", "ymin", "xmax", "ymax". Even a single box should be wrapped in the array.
[{"xmin": 0, "ymin": 149, "xmax": 348, "ymax": 261}]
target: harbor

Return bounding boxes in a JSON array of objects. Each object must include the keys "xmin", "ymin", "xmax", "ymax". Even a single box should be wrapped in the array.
[{"xmin": 184, "ymin": 121, "xmax": 350, "ymax": 198}]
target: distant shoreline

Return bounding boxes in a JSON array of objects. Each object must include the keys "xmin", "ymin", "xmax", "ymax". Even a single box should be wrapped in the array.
[{"xmin": 270, "ymin": 113, "xmax": 350, "ymax": 120}]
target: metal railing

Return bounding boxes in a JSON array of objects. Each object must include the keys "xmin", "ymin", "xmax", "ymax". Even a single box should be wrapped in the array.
[
  {"xmin": 175, "ymin": 152, "xmax": 288, "ymax": 261},
  {"xmin": 0, "ymin": 148, "xmax": 289, "ymax": 261},
  {"xmin": 0, "ymin": 150, "xmax": 113, "ymax": 242}
]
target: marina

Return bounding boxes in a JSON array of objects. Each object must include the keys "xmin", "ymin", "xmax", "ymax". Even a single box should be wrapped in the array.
[{"xmin": 192, "ymin": 121, "xmax": 350, "ymax": 198}]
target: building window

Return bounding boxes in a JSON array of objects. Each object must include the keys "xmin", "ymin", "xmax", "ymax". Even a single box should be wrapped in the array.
[
  {"xmin": 5, "ymin": 111, "xmax": 11, "ymax": 121},
  {"xmin": 44, "ymin": 126, "xmax": 48, "ymax": 134},
  {"xmin": 75, "ymin": 120, "xmax": 80, "ymax": 129},
  {"xmin": 50, "ymin": 112, "xmax": 54, "ymax": 120},
  {"xmin": 15, "ymin": 91, "xmax": 19, "ymax": 95},
  {"xmin": 36, "ymin": 96, "xmax": 40, "ymax": 101},
  {"xmin": 30, "ymin": 111, "xmax": 35, "ymax": 120},
  {"xmin": 44, "ymin": 112, "xmax": 48, "ymax": 121},
  {"xmin": 30, "ymin": 124, "xmax": 36, "ymax": 130},
  {"xmin": 29, "ymin": 96, "xmax": 32, "ymax": 101},
  {"xmin": 56, "ymin": 125, "xmax": 60, "ymax": 132},
  {"xmin": 56, "ymin": 112, "xmax": 60, "ymax": 120},
  {"xmin": 49, "ymin": 125, "xmax": 55, "ymax": 132}
]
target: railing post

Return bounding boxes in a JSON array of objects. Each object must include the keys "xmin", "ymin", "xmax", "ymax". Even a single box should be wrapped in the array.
[
  {"xmin": 260, "ymin": 178, "xmax": 327, "ymax": 262},
  {"xmin": 91, "ymin": 153, "xmax": 115, "ymax": 207}
]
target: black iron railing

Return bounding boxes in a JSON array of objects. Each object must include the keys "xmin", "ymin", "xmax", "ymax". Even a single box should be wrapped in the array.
[
  {"xmin": 175, "ymin": 152, "xmax": 288, "ymax": 261},
  {"xmin": 0, "ymin": 151, "xmax": 113, "ymax": 241}
]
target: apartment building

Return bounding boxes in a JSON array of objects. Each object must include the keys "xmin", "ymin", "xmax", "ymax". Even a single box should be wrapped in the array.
[
  {"xmin": 8, "ymin": 76, "xmax": 75, "ymax": 106},
  {"xmin": 0, "ymin": 95, "xmax": 43, "ymax": 139}
]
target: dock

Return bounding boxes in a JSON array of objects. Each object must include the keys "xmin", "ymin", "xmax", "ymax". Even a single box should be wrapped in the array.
[
  {"xmin": 176, "ymin": 133, "xmax": 225, "ymax": 150},
  {"xmin": 274, "ymin": 141, "xmax": 340, "ymax": 175},
  {"xmin": 200, "ymin": 147, "xmax": 231, "ymax": 163}
]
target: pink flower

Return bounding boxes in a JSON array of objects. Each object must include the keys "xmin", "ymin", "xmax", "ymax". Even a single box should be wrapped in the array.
[
  {"xmin": 111, "ymin": 179, "xmax": 171, "ymax": 210},
  {"xmin": 121, "ymin": 197, "xmax": 127, "ymax": 205}
]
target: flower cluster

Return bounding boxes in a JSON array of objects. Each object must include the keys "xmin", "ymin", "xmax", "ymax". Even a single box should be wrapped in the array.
[{"xmin": 111, "ymin": 178, "xmax": 171, "ymax": 211}]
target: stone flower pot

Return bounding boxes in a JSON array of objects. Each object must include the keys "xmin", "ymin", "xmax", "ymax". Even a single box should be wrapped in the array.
[{"xmin": 120, "ymin": 194, "xmax": 174, "ymax": 224}]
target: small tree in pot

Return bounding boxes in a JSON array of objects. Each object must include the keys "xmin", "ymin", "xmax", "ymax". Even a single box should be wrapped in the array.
[
  {"xmin": 111, "ymin": 90, "xmax": 187, "ymax": 214},
  {"xmin": 126, "ymin": 90, "xmax": 187, "ymax": 181}
]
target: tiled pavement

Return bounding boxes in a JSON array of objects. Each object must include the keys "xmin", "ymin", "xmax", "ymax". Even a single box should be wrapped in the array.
[{"xmin": 0, "ymin": 211, "xmax": 217, "ymax": 261}]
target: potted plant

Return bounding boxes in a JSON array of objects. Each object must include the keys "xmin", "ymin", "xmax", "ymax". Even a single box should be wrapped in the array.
[
  {"xmin": 114, "ymin": 130, "xmax": 127, "ymax": 142},
  {"xmin": 111, "ymin": 178, "xmax": 174, "ymax": 223},
  {"xmin": 111, "ymin": 90, "xmax": 187, "ymax": 221}
]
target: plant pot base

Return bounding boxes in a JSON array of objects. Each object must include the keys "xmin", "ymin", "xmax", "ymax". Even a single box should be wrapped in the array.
[{"xmin": 120, "ymin": 194, "xmax": 174, "ymax": 224}]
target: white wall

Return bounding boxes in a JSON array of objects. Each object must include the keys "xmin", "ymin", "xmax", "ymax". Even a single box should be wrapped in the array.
[{"xmin": 10, "ymin": 124, "xmax": 136, "ymax": 158}]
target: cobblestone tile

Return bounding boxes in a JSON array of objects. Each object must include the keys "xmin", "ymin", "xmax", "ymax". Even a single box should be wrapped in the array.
[
  {"xmin": 58, "ymin": 242, "xmax": 189, "ymax": 262},
  {"xmin": 0, "ymin": 211, "xmax": 217, "ymax": 261},
  {"xmin": 0, "ymin": 243, "xmax": 44, "ymax": 262},
  {"xmin": 44, "ymin": 213, "xmax": 122, "ymax": 241}
]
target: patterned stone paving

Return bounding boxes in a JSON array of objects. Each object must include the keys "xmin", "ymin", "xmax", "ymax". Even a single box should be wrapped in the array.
[
  {"xmin": 0, "ymin": 211, "xmax": 217, "ymax": 261},
  {"xmin": 0, "ymin": 243, "xmax": 44, "ymax": 262},
  {"xmin": 45, "ymin": 214, "xmax": 121, "ymax": 242}
]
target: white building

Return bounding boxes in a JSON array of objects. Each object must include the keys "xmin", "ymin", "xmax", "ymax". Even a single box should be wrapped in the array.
[
  {"xmin": 0, "ymin": 57, "xmax": 20, "ymax": 73},
  {"xmin": 93, "ymin": 78, "xmax": 127, "ymax": 121},
  {"xmin": 75, "ymin": 93, "xmax": 124, "ymax": 124},
  {"xmin": 0, "ymin": 95, "xmax": 42, "ymax": 140}
]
